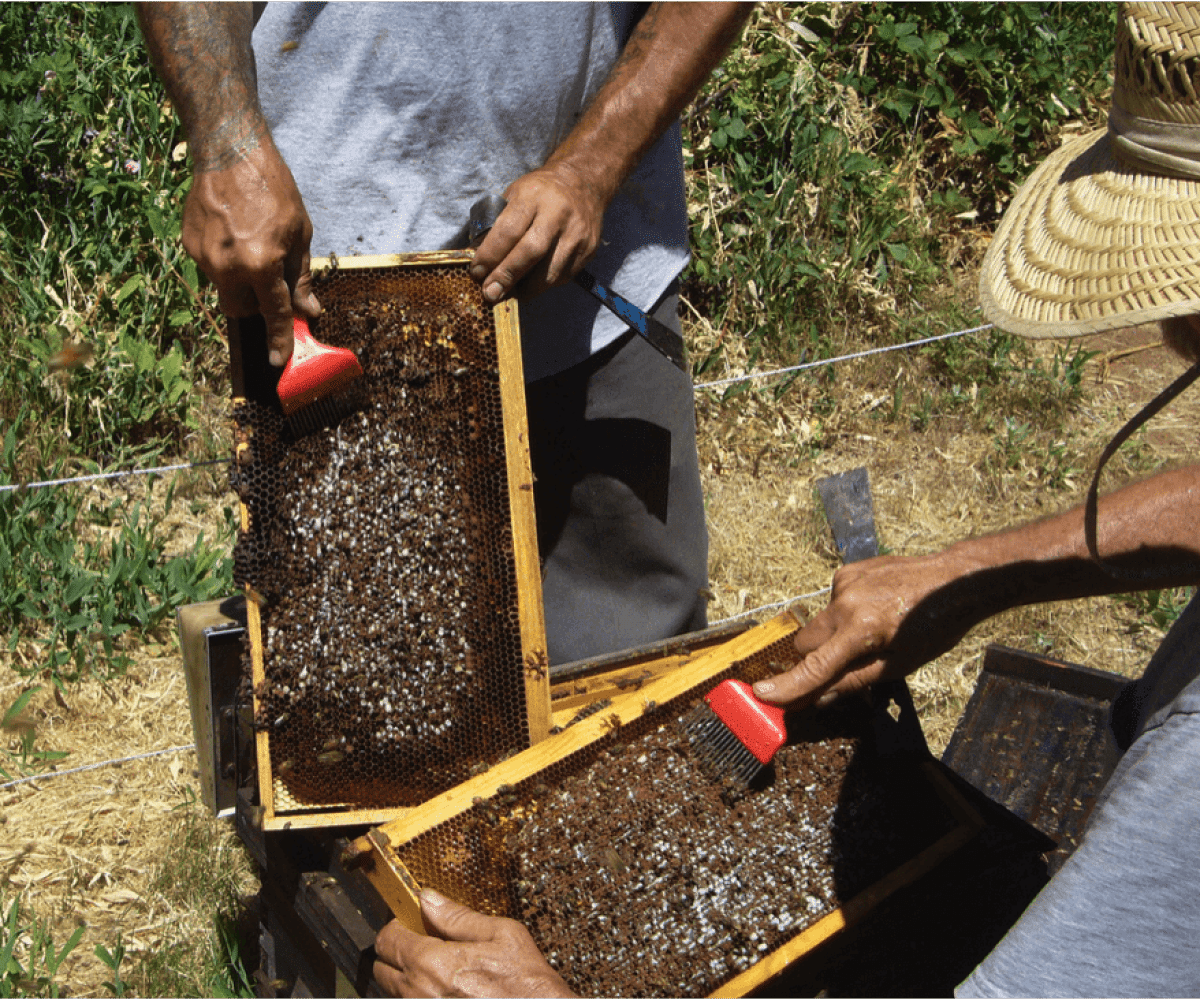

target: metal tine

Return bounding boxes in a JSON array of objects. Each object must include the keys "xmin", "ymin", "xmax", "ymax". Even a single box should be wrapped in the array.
[{"xmin": 682, "ymin": 701, "xmax": 766, "ymax": 787}]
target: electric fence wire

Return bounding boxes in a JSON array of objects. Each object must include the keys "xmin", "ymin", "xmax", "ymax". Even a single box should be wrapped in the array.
[
  {"xmin": 710, "ymin": 587, "xmax": 833, "ymax": 625},
  {"xmin": 0, "ymin": 319, "xmax": 993, "ymax": 789},
  {"xmin": 692, "ymin": 323, "xmax": 993, "ymax": 391},
  {"xmin": 0, "ymin": 743, "xmax": 197, "ymax": 792},
  {"xmin": 0, "ymin": 457, "xmax": 229, "ymax": 494}
]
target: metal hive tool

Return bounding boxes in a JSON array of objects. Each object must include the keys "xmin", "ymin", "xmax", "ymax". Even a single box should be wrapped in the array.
[{"xmin": 231, "ymin": 251, "xmax": 549, "ymax": 830}]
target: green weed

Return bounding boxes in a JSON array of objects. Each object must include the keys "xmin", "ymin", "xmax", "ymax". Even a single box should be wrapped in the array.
[
  {"xmin": 0, "ymin": 896, "xmax": 84, "ymax": 999},
  {"xmin": 685, "ymin": 3, "xmax": 1115, "ymax": 373},
  {"xmin": 0, "ymin": 688, "xmax": 69, "ymax": 781},
  {"xmin": 0, "ymin": 433, "xmax": 233, "ymax": 682},
  {"xmin": 0, "ymin": 2, "xmax": 225, "ymax": 473},
  {"xmin": 93, "ymin": 937, "xmax": 126, "ymax": 998},
  {"xmin": 1118, "ymin": 587, "xmax": 1196, "ymax": 635}
]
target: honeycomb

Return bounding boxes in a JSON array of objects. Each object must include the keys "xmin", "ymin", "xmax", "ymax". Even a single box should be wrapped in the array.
[
  {"xmin": 232, "ymin": 256, "xmax": 542, "ymax": 812},
  {"xmin": 387, "ymin": 635, "xmax": 962, "ymax": 997}
]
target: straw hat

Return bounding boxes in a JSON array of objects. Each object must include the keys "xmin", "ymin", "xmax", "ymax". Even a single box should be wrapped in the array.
[{"xmin": 979, "ymin": 2, "xmax": 1200, "ymax": 338}]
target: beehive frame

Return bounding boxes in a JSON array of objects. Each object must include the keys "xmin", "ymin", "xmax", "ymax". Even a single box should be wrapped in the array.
[
  {"xmin": 232, "ymin": 251, "xmax": 549, "ymax": 830},
  {"xmin": 349, "ymin": 613, "xmax": 982, "ymax": 996}
]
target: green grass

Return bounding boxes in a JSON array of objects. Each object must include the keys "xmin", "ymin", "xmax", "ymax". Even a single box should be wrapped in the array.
[
  {"xmin": 0, "ymin": 895, "xmax": 84, "ymax": 999},
  {"xmin": 684, "ymin": 2, "xmax": 1116, "ymax": 374},
  {"xmin": 0, "ymin": 2, "xmax": 235, "ymax": 686}
]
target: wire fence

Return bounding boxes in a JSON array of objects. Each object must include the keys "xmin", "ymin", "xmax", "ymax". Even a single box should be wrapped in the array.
[
  {"xmin": 0, "ymin": 321, "xmax": 992, "ymax": 495},
  {"xmin": 0, "ymin": 744, "xmax": 196, "ymax": 792},
  {"xmin": 0, "ymin": 317, "xmax": 992, "ymax": 790}
]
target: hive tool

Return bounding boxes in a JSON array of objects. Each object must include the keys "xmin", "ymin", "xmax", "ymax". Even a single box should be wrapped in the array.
[{"xmin": 467, "ymin": 194, "xmax": 688, "ymax": 373}]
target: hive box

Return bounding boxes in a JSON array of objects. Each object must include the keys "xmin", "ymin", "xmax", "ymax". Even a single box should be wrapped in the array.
[{"xmin": 231, "ymin": 252, "xmax": 548, "ymax": 830}]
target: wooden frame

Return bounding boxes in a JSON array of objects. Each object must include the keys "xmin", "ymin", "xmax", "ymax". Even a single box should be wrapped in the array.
[
  {"xmin": 348, "ymin": 612, "xmax": 982, "ymax": 996},
  {"xmin": 234, "ymin": 251, "xmax": 549, "ymax": 831}
]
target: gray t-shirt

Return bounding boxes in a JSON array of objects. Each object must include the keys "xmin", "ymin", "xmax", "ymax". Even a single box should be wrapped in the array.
[{"xmin": 251, "ymin": 2, "xmax": 690, "ymax": 380}]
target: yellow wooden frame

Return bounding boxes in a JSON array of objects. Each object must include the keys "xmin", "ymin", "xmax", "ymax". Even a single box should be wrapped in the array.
[
  {"xmin": 348, "ymin": 612, "xmax": 982, "ymax": 994},
  {"xmin": 236, "ymin": 251, "xmax": 549, "ymax": 831}
]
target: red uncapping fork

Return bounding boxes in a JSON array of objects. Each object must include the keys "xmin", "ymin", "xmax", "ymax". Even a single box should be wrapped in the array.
[
  {"xmin": 276, "ymin": 315, "xmax": 365, "ymax": 436},
  {"xmin": 683, "ymin": 679, "xmax": 788, "ymax": 786}
]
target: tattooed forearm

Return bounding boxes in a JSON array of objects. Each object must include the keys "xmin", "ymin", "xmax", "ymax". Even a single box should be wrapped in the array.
[{"xmin": 136, "ymin": 2, "xmax": 268, "ymax": 172}]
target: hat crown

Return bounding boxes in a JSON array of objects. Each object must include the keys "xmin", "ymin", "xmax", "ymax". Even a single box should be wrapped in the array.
[{"xmin": 1116, "ymin": 2, "xmax": 1200, "ymax": 124}]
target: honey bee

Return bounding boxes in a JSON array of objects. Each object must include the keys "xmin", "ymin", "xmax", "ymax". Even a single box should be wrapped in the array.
[{"xmin": 47, "ymin": 341, "xmax": 94, "ymax": 373}]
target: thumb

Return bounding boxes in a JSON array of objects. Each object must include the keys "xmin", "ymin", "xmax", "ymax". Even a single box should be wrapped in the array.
[
  {"xmin": 420, "ymin": 889, "xmax": 498, "ymax": 943},
  {"xmin": 254, "ymin": 270, "xmax": 294, "ymax": 367}
]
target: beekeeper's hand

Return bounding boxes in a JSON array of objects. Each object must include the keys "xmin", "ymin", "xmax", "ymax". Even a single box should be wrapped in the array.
[
  {"xmin": 471, "ymin": 165, "xmax": 605, "ymax": 305},
  {"xmin": 136, "ymin": 2, "xmax": 321, "ymax": 368},
  {"xmin": 469, "ymin": 4, "xmax": 752, "ymax": 304},
  {"xmin": 182, "ymin": 143, "xmax": 321, "ymax": 366},
  {"xmin": 374, "ymin": 889, "xmax": 575, "ymax": 999},
  {"xmin": 752, "ymin": 551, "xmax": 979, "ymax": 709}
]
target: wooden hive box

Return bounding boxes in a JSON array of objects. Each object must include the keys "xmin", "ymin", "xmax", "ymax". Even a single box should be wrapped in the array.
[
  {"xmin": 349, "ymin": 613, "xmax": 981, "ymax": 997},
  {"xmin": 230, "ymin": 252, "xmax": 548, "ymax": 830}
]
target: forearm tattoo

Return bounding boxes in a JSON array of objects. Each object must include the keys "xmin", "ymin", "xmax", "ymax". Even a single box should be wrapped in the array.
[{"xmin": 136, "ymin": 2, "xmax": 267, "ymax": 172}]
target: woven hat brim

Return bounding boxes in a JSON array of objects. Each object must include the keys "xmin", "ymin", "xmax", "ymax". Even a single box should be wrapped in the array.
[{"xmin": 979, "ymin": 127, "xmax": 1200, "ymax": 339}]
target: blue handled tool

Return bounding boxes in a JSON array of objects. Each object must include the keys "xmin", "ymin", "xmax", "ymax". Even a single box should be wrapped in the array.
[{"xmin": 467, "ymin": 195, "xmax": 688, "ymax": 372}]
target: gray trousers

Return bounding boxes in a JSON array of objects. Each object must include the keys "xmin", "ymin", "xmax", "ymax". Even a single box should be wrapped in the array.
[
  {"xmin": 524, "ymin": 288, "xmax": 709, "ymax": 664},
  {"xmin": 959, "ymin": 596, "xmax": 1200, "ymax": 997}
]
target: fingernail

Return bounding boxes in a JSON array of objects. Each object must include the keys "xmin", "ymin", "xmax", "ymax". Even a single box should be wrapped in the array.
[
  {"xmin": 816, "ymin": 690, "xmax": 839, "ymax": 708},
  {"xmin": 470, "ymin": 265, "xmax": 486, "ymax": 281},
  {"xmin": 753, "ymin": 680, "xmax": 775, "ymax": 697},
  {"xmin": 269, "ymin": 350, "xmax": 284, "ymax": 367},
  {"xmin": 420, "ymin": 888, "xmax": 445, "ymax": 906},
  {"xmin": 484, "ymin": 282, "xmax": 503, "ymax": 302}
]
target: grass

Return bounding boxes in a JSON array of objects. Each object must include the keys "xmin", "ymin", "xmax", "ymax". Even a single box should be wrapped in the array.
[
  {"xmin": 7, "ymin": 2, "xmax": 1181, "ymax": 996},
  {"xmin": 0, "ymin": 896, "xmax": 84, "ymax": 999},
  {"xmin": 126, "ymin": 807, "xmax": 255, "ymax": 999}
]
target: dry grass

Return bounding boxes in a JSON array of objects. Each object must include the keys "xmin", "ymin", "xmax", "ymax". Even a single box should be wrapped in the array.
[
  {"xmin": 695, "ymin": 269, "xmax": 1197, "ymax": 755},
  {"xmin": 1, "ymin": 472, "xmax": 253, "ymax": 998}
]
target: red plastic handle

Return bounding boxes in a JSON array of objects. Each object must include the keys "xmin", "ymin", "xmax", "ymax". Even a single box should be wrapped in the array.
[{"xmin": 705, "ymin": 679, "xmax": 788, "ymax": 765}]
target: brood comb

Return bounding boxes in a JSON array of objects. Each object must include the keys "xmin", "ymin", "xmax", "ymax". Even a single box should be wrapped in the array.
[
  {"xmin": 231, "ymin": 251, "xmax": 549, "ymax": 830},
  {"xmin": 349, "ymin": 613, "xmax": 981, "ymax": 998}
]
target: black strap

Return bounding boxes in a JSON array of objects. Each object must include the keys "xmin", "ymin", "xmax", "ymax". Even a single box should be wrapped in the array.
[{"xmin": 1084, "ymin": 358, "xmax": 1200, "ymax": 580}]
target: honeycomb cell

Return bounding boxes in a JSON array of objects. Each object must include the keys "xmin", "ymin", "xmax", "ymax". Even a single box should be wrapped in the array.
[{"xmin": 233, "ymin": 260, "xmax": 535, "ymax": 810}]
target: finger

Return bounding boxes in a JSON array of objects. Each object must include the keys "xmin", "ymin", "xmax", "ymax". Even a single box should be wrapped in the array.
[
  {"xmin": 420, "ymin": 888, "xmax": 500, "ymax": 943},
  {"xmin": 815, "ymin": 660, "xmax": 891, "ymax": 707},
  {"xmin": 471, "ymin": 201, "xmax": 537, "ymax": 292},
  {"xmin": 253, "ymin": 270, "xmax": 295, "ymax": 367},
  {"xmin": 216, "ymin": 284, "xmax": 258, "ymax": 318},
  {"xmin": 791, "ymin": 613, "xmax": 838, "ymax": 658},
  {"xmin": 290, "ymin": 247, "xmax": 322, "ymax": 319},
  {"xmin": 481, "ymin": 222, "xmax": 558, "ymax": 303},
  {"xmin": 543, "ymin": 222, "xmax": 595, "ymax": 289},
  {"xmin": 372, "ymin": 958, "xmax": 408, "ymax": 998},
  {"xmin": 754, "ymin": 624, "xmax": 884, "ymax": 705}
]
